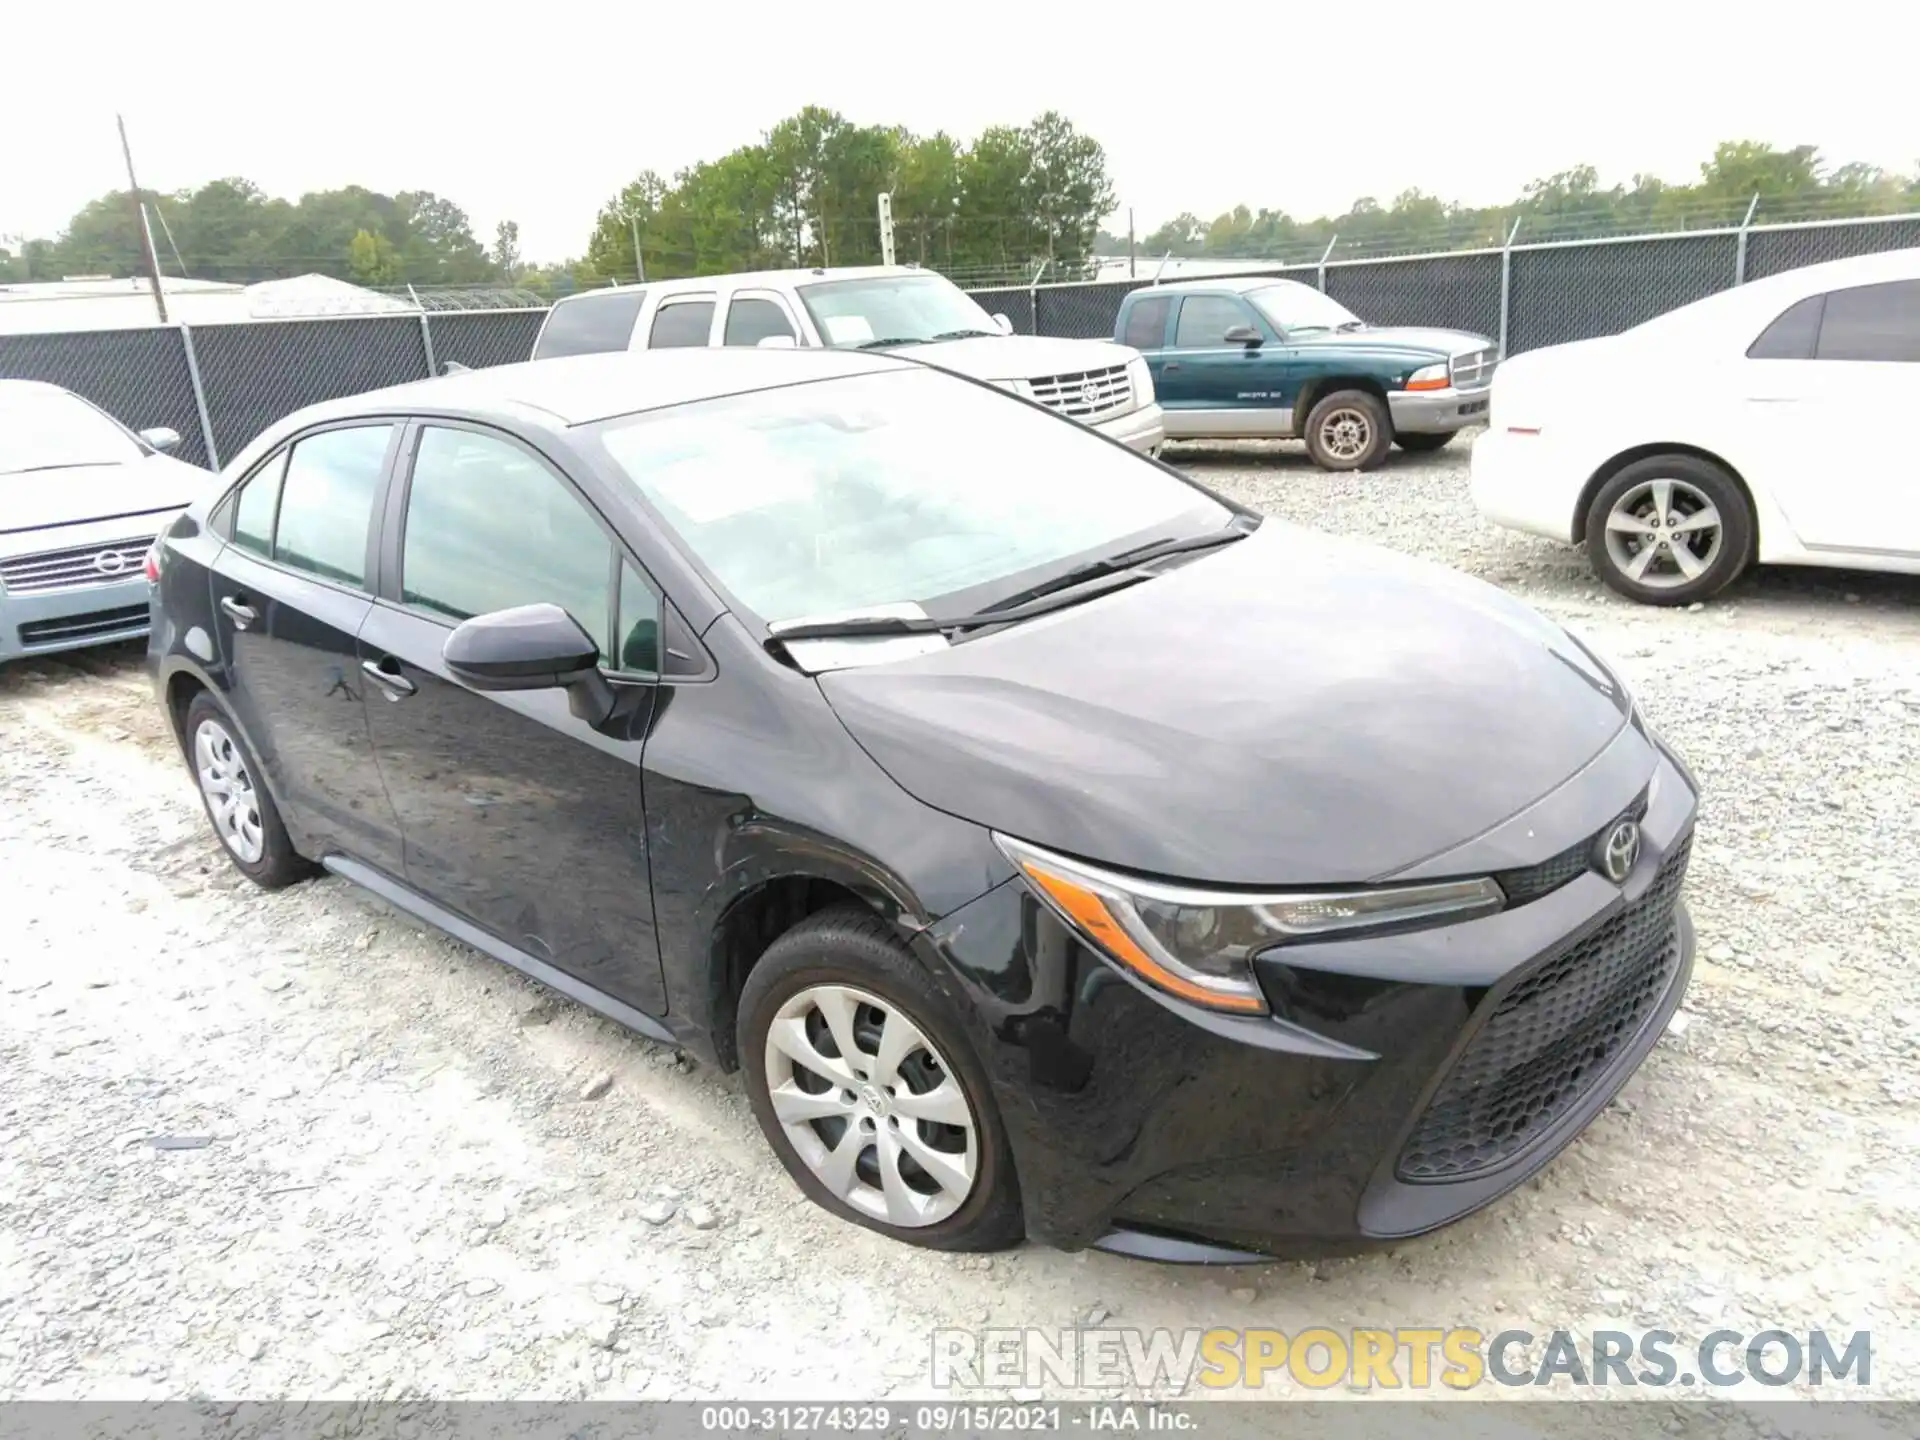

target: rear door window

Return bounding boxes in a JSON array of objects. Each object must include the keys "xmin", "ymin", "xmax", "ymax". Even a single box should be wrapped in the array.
[
  {"xmin": 1747, "ymin": 295, "xmax": 1824, "ymax": 360},
  {"xmin": 229, "ymin": 452, "xmax": 288, "ymax": 557},
  {"xmin": 270, "ymin": 425, "xmax": 395, "ymax": 589},
  {"xmin": 1122, "ymin": 294, "xmax": 1172, "ymax": 349},
  {"xmin": 531, "ymin": 291, "xmax": 646, "ymax": 359},
  {"xmin": 649, "ymin": 299, "xmax": 717, "ymax": 349},
  {"xmin": 1814, "ymin": 280, "xmax": 1920, "ymax": 363}
]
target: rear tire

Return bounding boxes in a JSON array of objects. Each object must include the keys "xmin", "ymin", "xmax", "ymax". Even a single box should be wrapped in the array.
[
  {"xmin": 1583, "ymin": 454, "xmax": 1754, "ymax": 606},
  {"xmin": 1393, "ymin": 431, "xmax": 1454, "ymax": 453},
  {"xmin": 738, "ymin": 904, "xmax": 1024, "ymax": 1252},
  {"xmin": 182, "ymin": 691, "xmax": 314, "ymax": 889},
  {"xmin": 1304, "ymin": 389, "xmax": 1392, "ymax": 471}
]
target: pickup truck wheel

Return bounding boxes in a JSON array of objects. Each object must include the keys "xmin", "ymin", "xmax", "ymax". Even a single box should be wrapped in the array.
[
  {"xmin": 1583, "ymin": 455, "xmax": 1754, "ymax": 606},
  {"xmin": 1304, "ymin": 390, "xmax": 1392, "ymax": 471},
  {"xmin": 1393, "ymin": 431, "xmax": 1454, "ymax": 453}
]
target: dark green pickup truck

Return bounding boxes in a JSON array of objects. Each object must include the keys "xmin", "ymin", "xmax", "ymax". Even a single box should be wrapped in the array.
[{"xmin": 1114, "ymin": 276, "xmax": 1498, "ymax": 471}]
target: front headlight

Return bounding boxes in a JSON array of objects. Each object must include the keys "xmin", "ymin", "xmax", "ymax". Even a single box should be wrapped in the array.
[
  {"xmin": 1405, "ymin": 361, "xmax": 1450, "ymax": 392},
  {"xmin": 995, "ymin": 835, "xmax": 1505, "ymax": 1016},
  {"xmin": 1126, "ymin": 354, "xmax": 1155, "ymax": 405},
  {"xmin": 992, "ymin": 378, "xmax": 1036, "ymax": 400}
]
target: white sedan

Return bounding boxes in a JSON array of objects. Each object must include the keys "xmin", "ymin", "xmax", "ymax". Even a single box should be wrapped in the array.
[{"xmin": 1471, "ymin": 246, "xmax": 1920, "ymax": 605}]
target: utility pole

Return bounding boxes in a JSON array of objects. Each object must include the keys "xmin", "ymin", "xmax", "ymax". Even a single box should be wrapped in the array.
[
  {"xmin": 877, "ymin": 192, "xmax": 896, "ymax": 268},
  {"xmin": 1128, "ymin": 207, "xmax": 1136, "ymax": 280},
  {"xmin": 117, "ymin": 113, "xmax": 168, "ymax": 323},
  {"xmin": 620, "ymin": 206, "xmax": 645, "ymax": 283}
]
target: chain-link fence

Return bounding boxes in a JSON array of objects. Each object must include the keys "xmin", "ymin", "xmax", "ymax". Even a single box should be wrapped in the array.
[{"xmin": 3, "ymin": 212, "xmax": 1915, "ymax": 470}]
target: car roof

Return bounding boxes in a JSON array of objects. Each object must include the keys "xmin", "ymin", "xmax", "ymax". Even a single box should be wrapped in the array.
[
  {"xmin": 553, "ymin": 266, "xmax": 936, "ymax": 302},
  {"xmin": 310, "ymin": 347, "xmax": 909, "ymax": 428},
  {"xmin": 1133, "ymin": 274, "xmax": 1311, "ymax": 296}
]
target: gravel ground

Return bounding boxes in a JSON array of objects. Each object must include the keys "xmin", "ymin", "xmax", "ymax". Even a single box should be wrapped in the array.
[{"xmin": 3, "ymin": 431, "xmax": 1918, "ymax": 1408}]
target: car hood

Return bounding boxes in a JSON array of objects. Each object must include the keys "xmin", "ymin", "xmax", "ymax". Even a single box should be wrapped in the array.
[
  {"xmin": 818, "ymin": 523, "xmax": 1631, "ymax": 885},
  {"xmin": 904, "ymin": 334, "xmax": 1139, "ymax": 382},
  {"xmin": 1299, "ymin": 326, "xmax": 1492, "ymax": 359},
  {"xmin": 0, "ymin": 455, "xmax": 213, "ymax": 538}
]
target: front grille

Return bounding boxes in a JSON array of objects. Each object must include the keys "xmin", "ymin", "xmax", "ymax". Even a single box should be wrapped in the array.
[
  {"xmin": 17, "ymin": 604, "xmax": 150, "ymax": 648},
  {"xmin": 1396, "ymin": 832, "xmax": 1692, "ymax": 1183},
  {"xmin": 1030, "ymin": 364, "xmax": 1132, "ymax": 419},
  {"xmin": 1495, "ymin": 796, "xmax": 1648, "ymax": 906},
  {"xmin": 0, "ymin": 537, "xmax": 154, "ymax": 594},
  {"xmin": 1449, "ymin": 347, "xmax": 1499, "ymax": 391}
]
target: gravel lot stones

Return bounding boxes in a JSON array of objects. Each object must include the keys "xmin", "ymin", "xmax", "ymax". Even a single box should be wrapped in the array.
[{"xmin": 2, "ymin": 434, "xmax": 1917, "ymax": 1405}]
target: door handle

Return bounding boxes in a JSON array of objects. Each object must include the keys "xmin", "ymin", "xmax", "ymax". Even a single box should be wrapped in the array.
[
  {"xmin": 219, "ymin": 595, "xmax": 257, "ymax": 628},
  {"xmin": 360, "ymin": 658, "xmax": 417, "ymax": 699},
  {"xmin": 1163, "ymin": 361, "xmax": 1181, "ymax": 372}
]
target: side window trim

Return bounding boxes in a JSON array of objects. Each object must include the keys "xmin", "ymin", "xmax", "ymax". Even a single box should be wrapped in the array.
[
  {"xmin": 724, "ymin": 289, "xmax": 803, "ymax": 346},
  {"xmin": 648, "ymin": 294, "xmax": 720, "ymax": 348},
  {"xmin": 380, "ymin": 417, "xmax": 680, "ymax": 682}
]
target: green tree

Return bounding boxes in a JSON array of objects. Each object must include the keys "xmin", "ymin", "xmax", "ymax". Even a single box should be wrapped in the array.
[{"xmin": 347, "ymin": 228, "xmax": 400, "ymax": 285}]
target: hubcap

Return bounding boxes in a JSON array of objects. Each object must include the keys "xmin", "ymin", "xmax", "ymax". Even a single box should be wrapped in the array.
[
  {"xmin": 1602, "ymin": 477, "xmax": 1724, "ymax": 590},
  {"xmin": 1319, "ymin": 407, "xmax": 1372, "ymax": 462},
  {"xmin": 193, "ymin": 717, "xmax": 265, "ymax": 864},
  {"xmin": 762, "ymin": 983, "xmax": 979, "ymax": 1228}
]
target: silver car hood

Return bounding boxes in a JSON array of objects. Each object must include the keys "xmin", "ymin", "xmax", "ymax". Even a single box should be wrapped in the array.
[{"xmin": 0, "ymin": 454, "xmax": 214, "ymax": 538}]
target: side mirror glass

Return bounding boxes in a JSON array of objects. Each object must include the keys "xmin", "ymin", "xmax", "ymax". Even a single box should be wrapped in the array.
[
  {"xmin": 443, "ymin": 603, "xmax": 614, "ymax": 724},
  {"xmin": 139, "ymin": 426, "xmax": 182, "ymax": 453},
  {"xmin": 992, "ymin": 313, "xmax": 1014, "ymax": 335},
  {"xmin": 1223, "ymin": 325, "xmax": 1263, "ymax": 347}
]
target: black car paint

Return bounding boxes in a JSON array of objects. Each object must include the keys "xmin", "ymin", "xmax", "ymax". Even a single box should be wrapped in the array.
[{"xmin": 150, "ymin": 352, "xmax": 1697, "ymax": 1258}]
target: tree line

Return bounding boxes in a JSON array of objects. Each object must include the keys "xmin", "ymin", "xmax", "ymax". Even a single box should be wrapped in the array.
[
  {"xmin": 1119, "ymin": 143, "xmax": 1920, "ymax": 263},
  {"xmin": 3, "ymin": 132, "xmax": 1914, "ymax": 298}
]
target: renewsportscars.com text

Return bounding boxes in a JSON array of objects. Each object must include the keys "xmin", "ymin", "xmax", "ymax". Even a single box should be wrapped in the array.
[{"xmin": 930, "ymin": 1326, "xmax": 1872, "ymax": 1391}]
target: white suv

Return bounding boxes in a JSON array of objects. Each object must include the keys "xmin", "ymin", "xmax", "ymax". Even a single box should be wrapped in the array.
[{"xmin": 530, "ymin": 266, "xmax": 1165, "ymax": 456}]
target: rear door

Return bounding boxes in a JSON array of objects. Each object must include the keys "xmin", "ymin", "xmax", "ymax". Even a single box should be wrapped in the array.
[
  {"xmin": 355, "ymin": 420, "xmax": 669, "ymax": 1012},
  {"xmin": 206, "ymin": 422, "xmax": 405, "ymax": 873},
  {"xmin": 1159, "ymin": 293, "xmax": 1294, "ymax": 435},
  {"xmin": 1743, "ymin": 278, "xmax": 1920, "ymax": 556}
]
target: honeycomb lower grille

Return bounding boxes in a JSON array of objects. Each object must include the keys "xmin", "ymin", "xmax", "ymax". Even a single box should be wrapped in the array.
[{"xmin": 1396, "ymin": 832, "xmax": 1692, "ymax": 1183}]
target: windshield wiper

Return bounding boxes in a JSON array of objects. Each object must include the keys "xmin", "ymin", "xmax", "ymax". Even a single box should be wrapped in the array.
[
  {"xmin": 855, "ymin": 336, "xmax": 929, "ymax": 350},
  {"xmin": 976, "ymin": 519, "xmax": 1257, "ymax": 615},
  {"xmin": 928, "ymin": 328, "xmax": 996, "ymax": 340},
  {"xmin": 767, "ymin": 568, "xmax": 1161, "ymax": 645}
]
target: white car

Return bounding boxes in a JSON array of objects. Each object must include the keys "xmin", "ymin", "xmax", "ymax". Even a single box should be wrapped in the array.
[
  {"xmin": 1471, "ymin": 246, "xmax": 1920, "ymax": 605},
  {"xmin": 530, "ymin": 266, "xmax": 1166, "ymax": 457}
]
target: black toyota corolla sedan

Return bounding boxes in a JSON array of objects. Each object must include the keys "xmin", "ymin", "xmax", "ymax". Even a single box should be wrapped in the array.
[{"xmin": 148, "ymin": 347, "xmax": 1699, "ymax": 1261}]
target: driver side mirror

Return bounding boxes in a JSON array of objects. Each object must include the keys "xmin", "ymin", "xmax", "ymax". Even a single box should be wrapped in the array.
[
  {"xmin": 992, "ymin": 313, "xmax": 1014, "ymax": 335},
  {"xmin": 443, "ymin": 603, "xmax": 615, "ymax": 725},
  {"xmin": 1223, "ymin": 325, "xmax": 1263, "ymax": 347},
  {"xmin": 138, "ymin": 426, "xmax": 182, "ymax": 453}
]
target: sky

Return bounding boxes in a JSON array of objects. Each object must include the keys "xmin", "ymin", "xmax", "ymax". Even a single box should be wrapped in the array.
[{"xmin": 4, "ymin": 1, "xmax": 1915, "ymax": 264}]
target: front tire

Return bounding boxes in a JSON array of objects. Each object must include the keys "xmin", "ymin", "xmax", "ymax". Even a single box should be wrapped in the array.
[
  {"xmin": 1584, "ymin": 454, "xmax": 1753, "ymax": 606},
  {"xmin": 183, "ymin": 691, "xmax": 314, "ymax": 889},
  {"xmin": 1393, "ymin": 431, "xmax": 1454, "ymax": 453},
  {"xmin": 738, "ymin": 905, "xmax": 1024, "ymax": 1252},
  {"xmin": 1304, "ymin": 389, "xmax": 1392, "ymax": 471}
]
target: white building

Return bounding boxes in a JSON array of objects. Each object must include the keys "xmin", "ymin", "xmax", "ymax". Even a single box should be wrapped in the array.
[{"xmin": 0, "ymin": 274, "xmax": 419, "ymax": 335}]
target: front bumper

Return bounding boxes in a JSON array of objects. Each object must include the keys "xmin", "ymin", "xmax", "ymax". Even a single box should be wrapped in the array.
[
  {"xmin": 1388, "ymin": 386, "xmax": 1491, "ymax": 435},
  {"xmin": 1092, "ymin": 401, "xmax": 1166, "ymax": 456},
  {"xmin": 922, "ymin": 741, "xmax": 1698, "ymax": 1259},
  {"xmin": 0, "ymin": 576, "xmax": 154, "ymax": 662}
]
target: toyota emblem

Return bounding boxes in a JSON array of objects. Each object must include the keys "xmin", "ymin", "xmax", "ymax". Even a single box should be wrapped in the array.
[
  {"xmin": 1597, "ymin": 820, "xmax": 1642, "ymax": 884},
  {"xmin": 92, "ymin": 551, "xmax": 128, "ymax": 576}
]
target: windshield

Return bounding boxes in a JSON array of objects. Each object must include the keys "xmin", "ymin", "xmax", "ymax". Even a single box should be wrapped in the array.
[
  {"xmin": 0, "ymin": 387, "xmax": 145, "ymax": 477},
  {"xmin": 1247, "ymin": 281, "xmax": 1362, "ymax": 334},
  {"xmin": 796, "ymin": 273, "xmax": 1001, "ymax": 348},
  {"xmin": 594, "ymin": 367, "xmax": 1229, "ymax": 625}
]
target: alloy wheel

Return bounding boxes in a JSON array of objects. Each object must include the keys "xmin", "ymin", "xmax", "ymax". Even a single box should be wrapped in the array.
[
  {"xmin": 1319, "ymin": 407, "xmax": 1373, "ymax": 462},
  {"xmin": 1602, "ymin": 477, "xmax": 1724, "ymax": 590},
  {"xmin": 193, "ymin": 717, "xmax": 265, "ymax": 864},
  {"xmin": 761, "ymin": 983, "xmax": 979, "ymax": 1228}
]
